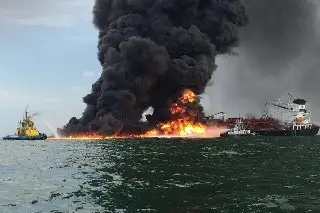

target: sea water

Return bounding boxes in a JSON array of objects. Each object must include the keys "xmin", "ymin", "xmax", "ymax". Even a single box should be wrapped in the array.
[{"xmin": 1, "ymin": 137, "xmax": 320, "ymax": 213}]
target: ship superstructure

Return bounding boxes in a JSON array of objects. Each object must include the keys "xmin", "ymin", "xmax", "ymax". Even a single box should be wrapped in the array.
[
  {"xmin": 3, "ymin": 106, "xmax": 47, "ymax": 140},
  {"xmin": 255, "ymin": 96, "xmax": 319, "ymax": 136}
]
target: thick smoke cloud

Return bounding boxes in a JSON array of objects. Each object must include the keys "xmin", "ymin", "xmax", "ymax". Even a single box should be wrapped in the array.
[
  {"xmin": 60, "ymin": 0, "xmax": 248, "ymax": 136},
  {"xmin": 205, "ymin": 0, "xmax": 320, "ymax": 121}
]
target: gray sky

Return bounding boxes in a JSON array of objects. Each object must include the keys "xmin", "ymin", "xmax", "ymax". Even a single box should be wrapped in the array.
[{"xmin": 203, "ymin": 0, "xmax": 320, "ymax": 124}]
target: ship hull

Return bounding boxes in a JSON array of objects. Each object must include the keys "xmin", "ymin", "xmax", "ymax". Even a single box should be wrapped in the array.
[
  {"xmin": 220, "ymin": 132, "xmax": 258, "ymax": 137},
  {"xmin": 3, "ymin": 134, "xmax": 47, "ymax": 141},
  {"xmin": 254, "ymin": 126, "xmax": 319, "ymax": 136},
  {"xmin": 220, "ymin": 134, "xmax": 257, "ymax": 138}
]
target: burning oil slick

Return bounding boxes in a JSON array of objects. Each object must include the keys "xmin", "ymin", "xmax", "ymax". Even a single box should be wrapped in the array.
[
  {"xmin": 58, "ymin": 0, "xmax": 249, "ymax": 137},
  {"xmin": 56, "ymin": 89, "xmax": 226, "ymax": 139}
]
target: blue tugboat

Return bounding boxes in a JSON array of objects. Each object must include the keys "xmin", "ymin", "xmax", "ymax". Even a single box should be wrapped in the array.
[{"xmin": 3, "ymin": 106, "xmax": 47, "ymax": 140}]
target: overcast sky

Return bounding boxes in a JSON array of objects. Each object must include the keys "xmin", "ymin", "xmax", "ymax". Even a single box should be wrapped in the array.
[{"xmin": 204, "ymin": 0, "xmax": 320, "ymax": 124}]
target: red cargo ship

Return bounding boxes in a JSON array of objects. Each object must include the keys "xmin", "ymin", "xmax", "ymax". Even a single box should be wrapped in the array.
[{"xmin": 206, "ymin": 93, "xmax": 319, "ymax": 136}]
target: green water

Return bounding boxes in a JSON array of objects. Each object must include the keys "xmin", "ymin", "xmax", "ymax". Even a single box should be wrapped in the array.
[{"xmin": 1, "ymin": 137, "xmax": 320, "ymax": 213}]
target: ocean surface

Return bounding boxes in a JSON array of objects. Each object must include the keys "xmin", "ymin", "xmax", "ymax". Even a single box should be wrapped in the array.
[{"xmin": 1, "ymin": 137, "xmax": 320, "ymax": 213}]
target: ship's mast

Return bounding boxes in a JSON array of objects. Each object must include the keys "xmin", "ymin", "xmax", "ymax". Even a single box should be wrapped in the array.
[
  {"xmin": 25, "ymin": 106, "xmax": 29, "ymax": 128},
  {"xmin": 262, "ymin": 103, "xmax": 268, "ymax": 118},
  {"xmin": 288, "ymin": 92, "xmax": 293, "ymax": 104}
]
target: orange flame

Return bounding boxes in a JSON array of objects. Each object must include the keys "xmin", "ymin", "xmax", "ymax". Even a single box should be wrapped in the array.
[
  {"xmin": 49, "ymin": 89, "xmax": 225, "ymax": 140},
  {"xmin": 179, "ymin": 89, "xmax": 196, "ymax": 104},
  {"xmin": 142, "ymin": 89, "xmax": 205, "ymax": 137},
  {"xmin": 156, "ymin": 119, "xmax": 206, "ymax": 136},
  {"xmin": 170, "ymin": 103, "xmax": 186, "ymax": 114}
]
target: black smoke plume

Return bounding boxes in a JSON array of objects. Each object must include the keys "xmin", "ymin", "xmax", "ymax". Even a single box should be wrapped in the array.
[{"xmin": 59, "ymin": 0, "xmax": 248, "ymax": 136}]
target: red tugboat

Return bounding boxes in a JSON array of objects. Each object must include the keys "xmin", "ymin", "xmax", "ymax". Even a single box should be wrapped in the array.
[{"xmin": 207, "ymin": 94, "xmax": 319, "ymax": 136}]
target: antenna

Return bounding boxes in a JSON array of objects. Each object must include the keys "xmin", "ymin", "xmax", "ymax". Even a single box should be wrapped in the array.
[
  {"xmin": 288, "ymin": 91, "xmax": 294, "ymax": 107},
  {"xmin": 25, "ymin": 105, "xmax": 29, "ymax": 116},
  {"xmin": 25, "ymin": 105, "xmax": 29, "ymax": 128},
  {"xmin": 262, "ymin": 102, "xmax": 269, "ymax": 117}
]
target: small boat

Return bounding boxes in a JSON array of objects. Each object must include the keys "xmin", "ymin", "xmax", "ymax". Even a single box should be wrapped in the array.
[
  {"xmin": 220, "ymin": 118, "xmax": 256, "ymax": 137},
  {"xmin": 3, "ymin": 106, "xmax": 47, "ymax": 140}
]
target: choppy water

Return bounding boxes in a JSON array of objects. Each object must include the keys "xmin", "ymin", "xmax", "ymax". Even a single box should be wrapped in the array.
[{"xmin": 1, "ymin": 137, "xmax": 320, "ymax": 213}]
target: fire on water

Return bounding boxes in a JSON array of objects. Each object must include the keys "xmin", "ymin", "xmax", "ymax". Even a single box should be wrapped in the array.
[
  {"xmin": 49, "ymin": 89, "xmax": 228, "ymax": 140},
  {"xmin": 47, "ymin": 126, "xmax": 227, "ymax": 140}
]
